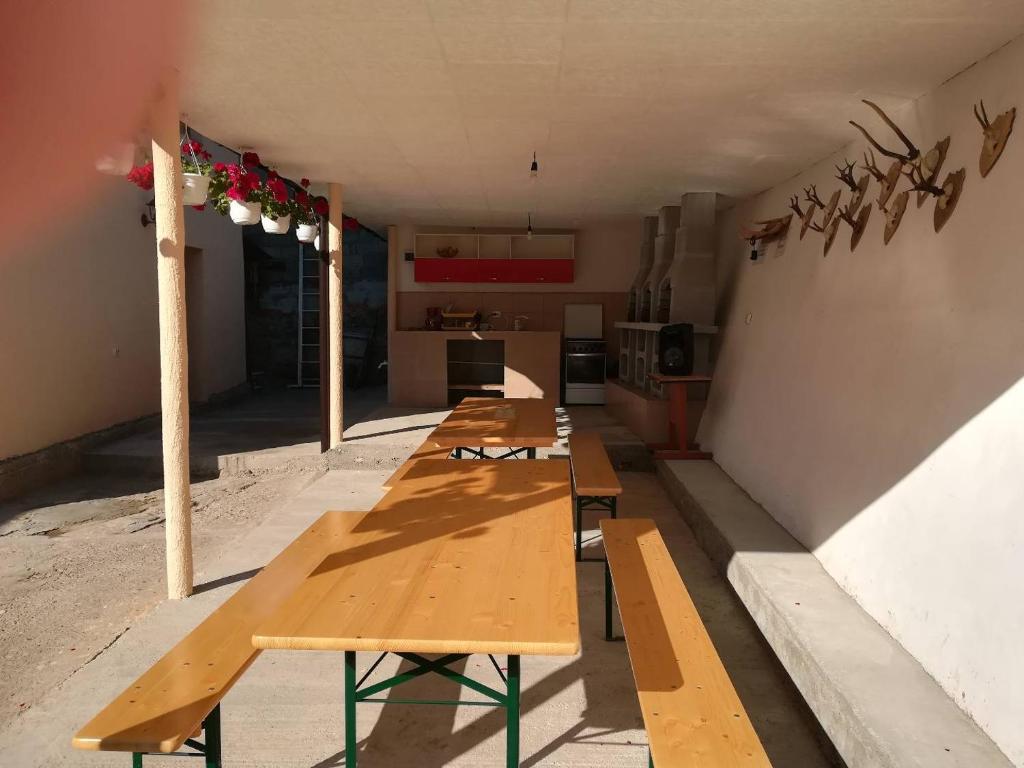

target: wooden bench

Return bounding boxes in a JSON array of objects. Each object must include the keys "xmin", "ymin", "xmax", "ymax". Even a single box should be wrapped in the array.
[
  {"xmin": 568, "ymin": 432, "xmax": 623, "ymax": 561},
  {"xmin": 601, "ymin": 518, "xmax": 773, "ymax": 767},
  {"xmin": 382, "ymin": 440, "xmax": 452, "ymax": 490},
  {"xmin": 72, "ymin": 514, "xmax": 342, "ymax": 766}
]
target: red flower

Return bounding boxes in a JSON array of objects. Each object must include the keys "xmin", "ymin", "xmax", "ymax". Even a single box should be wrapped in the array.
[
  {"xmin": 343, "ymin": 216, "xmax": 360, "ymax": 231},
  {"xmin": 267, "ymin": 169, "xmax": 279, "ymax": 180},
  {"xmin": 313, "ymin": 197, "xmax": 329, "ymax": 216},
  {"xmin": 300, "ymin": 178, "xmax": 310, "ymax": 188},
  {"xmin": 213, "ymin": 162, "xmax": 227, "ymax": 173},
  {"xmin": 226, "ymin": 183, "xmax": 246, "ymax": 202},
  {"xmin": 241, "ymin": 151, "xmax": 260, "ymax": 168},
  {"xmin": 296, "ymin": 190, "xmax": 309, "ymax": 205},
  {"xmin": 268, "ymin": 177, "xmax": 288, "ymax": 203},
  {"xmin": 192, "ymin": 204, "xmax": 206, "ymax": 211},
  {"xmin": 126, "ymin": 162, "xmax": 154, "ymax": 190}
]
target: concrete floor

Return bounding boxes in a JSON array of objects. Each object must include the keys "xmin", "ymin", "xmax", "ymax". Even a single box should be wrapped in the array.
[{"xmin": 0, "ymin": 403, "xmax": 837, "ymax": 767}]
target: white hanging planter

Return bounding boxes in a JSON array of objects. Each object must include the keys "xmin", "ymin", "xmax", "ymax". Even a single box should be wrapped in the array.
[
  {"xmin": 262, "ymin": 213, "xmax": 291, "ymax": 234},
  {"xmin": 296, "ymin": 223, "xmax": 318, "ymax": 243},
  {"xmin": 182, "ymin": 173, "xmax": 211, "ymax": 205},
  {"xmin": 229, "ymin": 199, "xmax": 261, "ymax": 225},
  {"xmin": 314, "ymin": 234, "xmax": 321, "ymax": 251}
]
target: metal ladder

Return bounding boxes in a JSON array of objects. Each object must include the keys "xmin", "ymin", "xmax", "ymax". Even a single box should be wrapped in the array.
[{"xmin": 295, "ymin": 242, "xmax": 321, "ymax": 387}]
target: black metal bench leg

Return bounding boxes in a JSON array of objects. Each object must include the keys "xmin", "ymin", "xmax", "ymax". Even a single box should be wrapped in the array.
[
  {"xmin": 203, "ymin": 705, "xmax": 222, "ymax": 768},
  {"xmin": 610, "ymin": 496, "xmax": 617, "ymax": 519}
]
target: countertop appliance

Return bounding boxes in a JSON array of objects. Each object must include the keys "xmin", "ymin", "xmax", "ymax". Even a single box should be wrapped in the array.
[{"xmin": 564, "ymin": 303, "xmax": 606, "ymax": 404}]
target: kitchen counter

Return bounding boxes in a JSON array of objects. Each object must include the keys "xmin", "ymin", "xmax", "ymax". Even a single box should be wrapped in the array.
[{"xmin": 389, "ymin": 330, "xmax": 561, "ymax": 407}]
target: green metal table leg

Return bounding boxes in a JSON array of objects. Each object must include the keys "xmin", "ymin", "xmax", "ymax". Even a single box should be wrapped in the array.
[
  {"xmin": 203, "ymin": 704, "xmax": 222, "ymax": 768},
  {"xmin": 345, "ymin": 651, "xmax": 357, "ymax": 767},
  {"xmin": 132, "ymin": 753, "xmax": 143, "ymax": 768},
  {"xmin": 649, "ymin": 747, "xmax": 654, "ymax": 766},
  {"xmin": 575, "ymin": 497, "xmax": 583, "ymax": 561},
  {"xmin": 506, "ymin": 655, "xmax": 520, "ymax": 767},
  {"xmin": 604, "ymin": 560, "xmax": 613, "ymax": 641}
]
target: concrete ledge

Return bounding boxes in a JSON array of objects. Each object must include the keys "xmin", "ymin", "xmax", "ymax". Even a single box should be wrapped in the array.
[{"xmin": 657, "ymin": 460, "xmax": 1014, "ymax": 768}]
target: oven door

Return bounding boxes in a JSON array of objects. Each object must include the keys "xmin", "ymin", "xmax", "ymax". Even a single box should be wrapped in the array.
[{"xmin": 565, "ymin": 352, "xmax": 606, "ymax": 385}]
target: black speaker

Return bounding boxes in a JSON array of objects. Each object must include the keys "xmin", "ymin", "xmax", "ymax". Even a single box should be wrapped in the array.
[{"xmin": 658, "ymin": 323, "xmax": 694, "ymax": 376}]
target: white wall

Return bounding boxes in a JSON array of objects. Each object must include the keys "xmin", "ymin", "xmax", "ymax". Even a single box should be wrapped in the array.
[
  {"xmin": 0, "ymin": 147, "xmax": 245, "ymax": 462},
  {"xmin": 393, "ymin": 217, "xmax": 642, "ymax": 293},
  {"xmin": 700, "ymin": 38, "xmax": 1024, "ymax": 764}
]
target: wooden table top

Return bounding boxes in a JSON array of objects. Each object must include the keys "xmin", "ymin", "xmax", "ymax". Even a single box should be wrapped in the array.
[
  {"xmin": 428, "ymin": 397, "xmax": 558, "ymax": 448},
  {"xmin": 253, "ymin": 460, "xmax": 579, "ymax": 656}
]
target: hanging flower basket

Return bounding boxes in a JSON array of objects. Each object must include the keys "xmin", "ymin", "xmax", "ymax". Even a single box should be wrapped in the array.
[
  {"xmin": 229, "ymin": 199, "xmax": 261, "ymax": 225},
  {"xmin": 296, "ymin": 223, "xmax": 318, "ymax": 243},
  {"xmin": 182, "ymin": 173, "xmax": 211, "ymax": 205},
  {"xmin": 262, "ymin": 213, "xmax": 291, "ymax": 234}
]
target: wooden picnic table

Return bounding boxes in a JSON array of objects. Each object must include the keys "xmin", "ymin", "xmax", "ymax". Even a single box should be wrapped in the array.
[
  {"xmin": 252, "ymin": 459, "xmax": 579, "ymax": 767},
  {"xmin": 428, "ymin": 397, "xmax": 558, "ymax": 459}
]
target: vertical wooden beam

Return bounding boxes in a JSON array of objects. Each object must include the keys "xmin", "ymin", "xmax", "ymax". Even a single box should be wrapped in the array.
[
  {"xmin": 151, "ymin": 72, "xmax": 193, "ymax": 599},
  {"xmin": 318, "ymin": 215, "xmax": 330, "ymax": 454},
  {"xmin": 327, "ymin": 183, "xmax": 344, "ymax": 446}
]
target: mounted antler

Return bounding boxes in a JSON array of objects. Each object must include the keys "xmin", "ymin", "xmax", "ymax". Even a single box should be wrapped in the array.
[
  {"xmin": 739, "ymin": 214, "xmax": 793, "ymax": 243},
  {"xmin": 791, "ymin": 194, "xmax": 822, "ymax": 239},
  {"xmin": 803, "ymin": 185, "xmax": 825, "ymax": 209},
  {"xmin": 973, "ymin": 99, "xmax": 1016, "ymax": 177},
  {"xmin": 849, "ymin": 99, "xmax": 920, "ymax": 164},
  {"xmin": 835, "ymin": 160, "xmax": 858, "ymax": 192},
  {"xmin": 902, "ymin": 162, "xmax": 944, "ymax": 198},
  {"xmin": 834, "ymin": 201, "xmax": 872, "ymax": 252},
  {"xmin": 860, "ymin": 149, "xmax": 886, "ymax": 182}
]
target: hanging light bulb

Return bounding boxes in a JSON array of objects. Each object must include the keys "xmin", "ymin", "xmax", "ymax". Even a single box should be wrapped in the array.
[
  {"xmin": 527, "ymin": 213, "xmax": 534, "ymax": 240},
  {"xmin": 530, "ymin": 151, "xmax": 538, "ymax": 178}
]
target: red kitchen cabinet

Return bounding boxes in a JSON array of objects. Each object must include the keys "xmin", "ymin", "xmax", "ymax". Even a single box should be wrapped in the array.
[
  {"xmin": 414, "ymin": 258, "xmax": 481, "ymax": 283},
  {"xmin": 515, "ymin": 258, "xmax": 574, "ymax": 283},
  {"xmin": 414, "ymin": 257, "xmax": 573, "ymax": 284}
]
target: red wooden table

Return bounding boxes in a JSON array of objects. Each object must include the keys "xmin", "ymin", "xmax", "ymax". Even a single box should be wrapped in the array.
[{"xmin": 647, "ymin": 373, "xmax": 713, "ymax": 460}]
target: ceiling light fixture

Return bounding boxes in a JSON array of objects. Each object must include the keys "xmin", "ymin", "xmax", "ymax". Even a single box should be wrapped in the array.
[
  {"xmin": 527, "ymin": 213, "xmax": 534, "ymax": 240},
  {"xmin": 530, "ymin": 151, "xmax": 538, "ymax": 177}
]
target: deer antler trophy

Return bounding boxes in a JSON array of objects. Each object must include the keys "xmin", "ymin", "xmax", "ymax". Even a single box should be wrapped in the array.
[
  {"xmin": 835, "ymin": 201, "xmax": 872, "ymax": 252},
  {"xmin": 789, "ymin": 195, "xmax": 822, "ymax": 239},
  {"xmin": 880, "ymin": 190, "xmax": 910, "ymax": 245},
  {"xmin": 851, "ymin": 99, "xmax": 962, "ymax": 233},
  {"xmin": 739, "ymin": 214, "xmax": 793, "ymax": 243},
  {"xmin": 859, "ymin": 148, "xmax": 901, "ymax": 209},
  {"xmin": 902, "ymin": 162, "xmax": 966, "ymax": 233},
  {"xmin": 835, "ymin": 158, "xmax": 870, "ymax": 215},
  {"xmin": 973, "ymin": 99, "xmax": 1016, "ymax": 177},
  {"xmin": 804, "ymin": 184, "xmax": 840, "ymax": 229},
  {"xmin": 822, "ymin": 214, "xmax": 841, "ymax": 257}
]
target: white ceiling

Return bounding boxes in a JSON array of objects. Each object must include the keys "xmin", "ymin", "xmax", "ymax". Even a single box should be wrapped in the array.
[{"xmin": 182, "ymin": 1, "xmax": 1024, "ymax": 227}]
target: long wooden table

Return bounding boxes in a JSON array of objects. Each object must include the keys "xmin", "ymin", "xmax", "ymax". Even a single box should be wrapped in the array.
[
  {"xmin": 252, "ymin": 459, "xmax": 579, "ymax": 767},
  {"xmin": 428, "ymin": 397, "xmax": 558, "ymax": 459}
]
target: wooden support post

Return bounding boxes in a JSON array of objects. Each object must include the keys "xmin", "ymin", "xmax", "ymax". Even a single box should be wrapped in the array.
[
  {"xmin": 328, "ymin": 183, "xmax": 344, "ymax": 446},
  {"xmin": 151, "ymin": 73, "xmax": 193, "ymax": 599}
]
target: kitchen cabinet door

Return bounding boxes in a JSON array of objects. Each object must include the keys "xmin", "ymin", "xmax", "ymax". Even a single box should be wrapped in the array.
[{"xmin": 414, "ymin": 258, "xmax": 481, "ymax": 283}]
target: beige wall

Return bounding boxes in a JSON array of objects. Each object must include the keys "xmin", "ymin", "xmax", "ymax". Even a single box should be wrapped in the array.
[
  {"xmin": 700, "ymin": 38, "xmax": 1024, "ymax": 764},
  {"xmin": 0, "ymin": 156, "xmax": 245, "ymax": 462}
]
